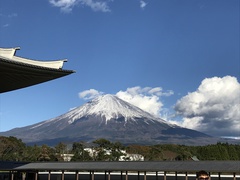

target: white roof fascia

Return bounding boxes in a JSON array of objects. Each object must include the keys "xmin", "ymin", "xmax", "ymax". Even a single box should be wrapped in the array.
[{"xmin": 0, "ymin": 47, "xmax": 67, "ymax": 69}]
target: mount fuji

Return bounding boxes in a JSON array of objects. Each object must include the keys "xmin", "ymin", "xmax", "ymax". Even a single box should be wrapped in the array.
[{"xmin": 0, "ymin": 94, "xmax": 218, "ymax": 145}]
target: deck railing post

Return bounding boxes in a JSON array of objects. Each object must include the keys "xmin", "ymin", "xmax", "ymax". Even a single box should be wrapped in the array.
[
  {"xmin": 144, "ymin": 171, "xmax": 147, "ymax": 180},
  {"xmin": 11, "ymin": 171, "xmax": 14, "ymax": 180},
  {"xmin": 175, "ymin": 172, "xmax": 177, "ymax": 180},
  {"xmin": 48, "ymin": 170, "xmax": 51, "ymax": 180},
  {"xmin": 92, "ymin": 171, "xmax": 95, "ymax": 180},
  {"xmin": 75, "ymin": 171, "xmax": 79, "ymax": 180},
  {"xmin": 233, "ymin": 173, "xmax": 236, "ymax": 180},
  {"xmin": 108, "ymin": 171, "xmax": 111, "ymax": 180},
  {"xmin": 61, "ymin": 170, "xmax": 64, "ymax": 180},
  {"xmin": 164, "ymin": 171, "xmax": 167, "ymax": 180},
  {"xmin": 185, "ymin": 172, "xmax": 188, "ymax": 180},
  {"xmin": 156, "ymin": 171, "xmax": 158, "ymax": 180},
  {"xmin": 218, "ymin": 172, "xmax": 221, "ymax": 180},
  {"xmin": 126, "ymin": 171, "xmax": 128, "ymax": 180},
  {"xmin": 35, "ymin": 171, "xmax": 38, "ymax": 180}
]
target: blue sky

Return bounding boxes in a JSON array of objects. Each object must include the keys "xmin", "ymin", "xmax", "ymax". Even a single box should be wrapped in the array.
[{"xmin": 0, "ymin": 0, "xmax": 239, "ymax": 138}]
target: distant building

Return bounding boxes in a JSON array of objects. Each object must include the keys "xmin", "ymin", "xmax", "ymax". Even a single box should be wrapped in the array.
[
  {"xmin": 84, "ymin": 148, "xmax": 144, "ymax": 161},
  {"xmin": 119, "ymin": 152, "xmax": 144, "ymax": 161},
  {"xmin": 191, "ymin": 156, "xmax": 199, "ymax": 161},
  {"xmin": 60, "ymin": 154, "xmax": 74, "ymax": 162}
]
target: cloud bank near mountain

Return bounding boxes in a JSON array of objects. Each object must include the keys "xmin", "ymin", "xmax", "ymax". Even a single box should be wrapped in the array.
[
  {"xmin": 116, "ymin": 87, "xmax": 173, "ymax": 117},
  {"xmin": 79, "ymin": 86, "xmax": 173, "ymax": 117},
  {"xmin": 174, "ymin": 76, "xmax": 240, "ymax": 137},
  {"xmin": 78, "ymin": 76, "xmax": 240, "ymax": 138}
]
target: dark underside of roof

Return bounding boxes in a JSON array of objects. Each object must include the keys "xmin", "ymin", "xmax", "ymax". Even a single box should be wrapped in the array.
[{"xmin": 0, "ymin": 58, "xmax": 75, "ymax": 93}]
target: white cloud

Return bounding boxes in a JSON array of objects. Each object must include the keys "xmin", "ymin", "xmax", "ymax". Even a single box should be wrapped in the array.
[
  {"xmin": 78, "ymin": 86, "xmax": 174, "ymax": 117},
  {"xmin": 0, "ymin": 13, "xmax": 17, "ymax": 28},
  {"xmin": 0, "ymin": 13, "xmax": 18, "ymax": 18},
  {"xmin": 140, "ymin": 0, "xmax": 147, "ymax": 9},
  {"xmin": 174, "ymin": 76, "xmax": 240, "ymax": 137},
  {"xmin": 3, "ymin": 24, "xmax": 10, "ymax": 28},
  {"xmin": 49, "ymin": 0, "xmax": 78, "ymax": 12},
  {"xmin": 49, "ymin": 0, "xmax": 111, "ymax": 12},
  {"xmin": 79, "ymin": 0, "xmax": 111, "ymax": 12},
  {"xmin": 116, "ymin": 86, "xmax": 173, "ymax": 117},
  {"xmin": 79, "ymin": 89, "xmax": 104, "ymax": 100},
  {"xmin": 7, "ymin": 13, "xmax": 18, "ymax": 18}
]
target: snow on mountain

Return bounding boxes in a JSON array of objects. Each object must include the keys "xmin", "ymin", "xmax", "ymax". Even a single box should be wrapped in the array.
[
  {"xmin": 66, "ymin": 94, "xmax": 167, "ymax": 123},
  {"xmin": 32, "ymin": 94, "xmax": 172, "ymax": 129}
]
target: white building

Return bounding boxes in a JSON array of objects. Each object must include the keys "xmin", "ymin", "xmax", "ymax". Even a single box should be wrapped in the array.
[
  {"xmin": 60, "ymin": 154, "xmax": 74, "ymax": 162},
  {"xmin": 84, "ymin": 148, "xmax": 144, "ymax": 161}
]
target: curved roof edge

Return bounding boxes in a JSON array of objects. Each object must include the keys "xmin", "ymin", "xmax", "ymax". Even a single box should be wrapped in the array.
[{"xmin": 0, "ymin": 47, "xmax": 68, "ymax": 69}]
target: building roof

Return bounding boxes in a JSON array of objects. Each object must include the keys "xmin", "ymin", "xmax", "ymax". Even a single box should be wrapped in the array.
[
  {"xmin": 0, "ymin": 161, "xmax": 29, "ymax": 171},
  {"xmin": 14, "ymin": 161, "xmax": 240, "ymax": 173},
  {"xmin": 0, "ymin": 47, "xmax": 75, "ymax": 93}
]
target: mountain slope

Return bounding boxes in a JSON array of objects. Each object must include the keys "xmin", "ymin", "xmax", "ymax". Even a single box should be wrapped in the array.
[{"xmin": 0, "ymin": 94, "xmax": 217, "ymax": 145}]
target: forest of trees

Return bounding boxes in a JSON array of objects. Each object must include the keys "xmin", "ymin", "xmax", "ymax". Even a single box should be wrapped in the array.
[{"xmin": 1, "ymin": 136, "xmax": 240, "ymax": 162}]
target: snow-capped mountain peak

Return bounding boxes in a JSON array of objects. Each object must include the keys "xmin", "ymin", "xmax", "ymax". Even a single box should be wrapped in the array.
[
  {"xmin": 66, "ymin": 94, "xmax": 162, "ymax": 124},
  {"xmin": 30, "ymin": 94, "xmax": 172, "ymax": 130}
]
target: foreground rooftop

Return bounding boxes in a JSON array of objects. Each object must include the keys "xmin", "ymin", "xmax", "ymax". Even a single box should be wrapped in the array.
[
  {"xmin": 14, "ymin": 161, "xmax": 240, "ymax": 173},
  {"xmin": 0, "ymin": 47, "xmax": 75, "ymax": 93},
  {"xmin": 1, "ymin": 161, "xmax": 239, "ymax": 180}
]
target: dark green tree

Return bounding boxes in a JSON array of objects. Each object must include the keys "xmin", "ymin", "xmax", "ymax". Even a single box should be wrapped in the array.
[
  {"xmin": 71, "ymin": 142, "xmax": 92, "ymax": 161},
  {"xmin": 23, "ymin": 145, "xmax": 41, "ymax": 161},
  {"xmin": 54, "ymin": 142, "xmax": 68, "ymax": 161},
  {"xmin": 37, "ymin": 145, "xmax": 51, "ymax": 161},
  {"xmin": 147, "ymin": 146, "xmax": 162, "ymax": 161},
  {"xmin": 109, "ymin": 141, "xmax": 125, "ymax": 161},
  {"xmin": 227, "ymin": 145, "xmax": 238, "ymax": 160},
  {"xmin": 93, "ymin": 138, "xmax": 111, "ymax": 149},
  {"xmin": 0, "ymin": 136, "xmax": 26, "ymax": 161}
]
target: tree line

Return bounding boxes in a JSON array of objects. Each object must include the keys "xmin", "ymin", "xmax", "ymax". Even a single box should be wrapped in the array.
[{"xmin": 0, "ymin": 136, "xmax": 240, "ymax": 162}]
